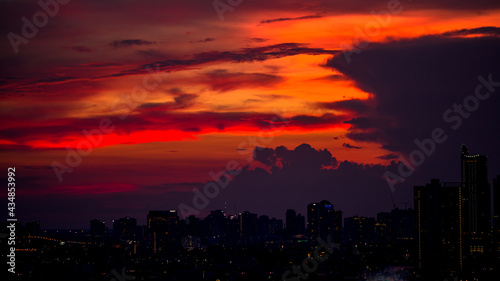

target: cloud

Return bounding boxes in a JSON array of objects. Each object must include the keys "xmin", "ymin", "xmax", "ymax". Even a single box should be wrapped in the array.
[
  {"xmin": 316, "ymin": 99, "xmax": 371, "ymax": 113},
  {"xmin": 136, "ymin": 49, "xmax": 165, "ymax": 58},
  {"xmin": 110, "ymin": 39, "xmax": 156, "ymax": 49},
  {"xmin": 0, "ymin": 43, "xmax": 339, "ymax": 91},
  {"xmin": 139, "ymin": 93, "xmax": 198, "ymax": 110},
  {"xmin": 192, "ymin": 144, "xmax": 401, "ymax": 221},
  {"xmin": 191, "ymin": 38, "xmax": 215, "ymax": 43},
  {"xmin": 62, "ymin": 46, "xmax": 93, "ymax": 53},
  {"xmin": 343, "ymin": 143, "xmax": 362, "ymax": 149},
  {"xmin": 203, "ymin": 69, "xmax": 285, "ymax": 92},
  {"xmin": 441, "ymin": 26, "xmax": 500, "ymax": 37},
  {"xmin": 0, "ymin": 109, "xmax": 349, "ymax": 149},
  {"xmin": 259, "ymin": 13, "xmax": 325, "ymax": 24},
  {"xmin": 376, "ymin": 153, "xmax": 400, "ymax": 160},
  {"xmin": 325, "ymin": 28, "xmax": 500, "ymax": 183}
]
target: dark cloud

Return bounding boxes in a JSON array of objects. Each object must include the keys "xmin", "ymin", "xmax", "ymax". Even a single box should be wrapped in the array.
[
  {"xmin": 313, "ymin": 74, "xmax": 348, "ymax": 82},
  {"xmin": 139, "ymin": 93, "xmax": 198, "ymax": 110},
  {"xmin": 290, "ymin": 113, "xmax": 347, "ymax": 128},
  {"xmin": 377, "ymin": 153, "xmax": 400, "ymax": 160},
  {"xmin": 0, "ymin": 110, "xmax": 348, "ymax": 148},
  {"xmin": 193, "ymin": 144, "xmax": 401, "ymax": 221},
  {"xmin": 191, "ymin": 38, "xmax": 215, "ymax": 43},
  {"xmin": 259, "ymin": 13, "xmax": 325, "ymax": 24},
  {"xmin": 203, "ymin": 69, "xmax": 285, "ymax": 92},
  {"xmin": 110, "ymin": 39, "xmax": 156, "ymax": 49},
  {"xmin": 442, "ymin": 26, "xmax": 500, "ymax": 37},
  {"xmin": 343, "ymin": 143, "xmax": 362, "ymax": 149},
  {"xmin": 136, "ymin": 49, "xmax": 165, "ymax": 58},
  {"xmin": 316, "ymin": 99, "xmax": 371, "ymax": 113},
  {"xmin": 326, "ymin": 28, "xmax": 500, "ymax": 186},
  {"xmin": 62, "ymin": 46, "xmax": 93, "ymax": 53},
  {"xmin": 250, "ymin": 38, "xmax": 269, "ymax": 43},
  {"xmin": 1, "ymin": 43, "xmax": 339, "ymax": 91}
]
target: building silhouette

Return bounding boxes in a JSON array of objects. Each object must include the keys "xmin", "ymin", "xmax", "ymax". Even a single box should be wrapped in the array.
[
  {"xmin": 112, "ymin": 216, "xmax": 137, "ymax": 241},
  {"xmin": 147, "ymin": 210, "xmax": 179, "ymax": 254},
  {"xmin": 307, "ymin": 200, "xmax": 342, "ymax": 245},
  {"xmin": 239, "ymin": 211, "xmax": 258, "ymax": 245},
  {"xmin": 461, "ymin": 144, "xmax": 491, "ymax": 235},
  {"xmin": 414, "ymin": 179, "xmax": 462, "ymax": 277},
  {"xmin": 344, "ymin": 216, "xmax": 376, "ymax": 246},
  {"xmin": 414, "ymin": 145, "xmax": 496, "ymax": 279},
  {"xmin": 285, "ymin": 209, "xmax": 305, "ymax": 236},
  {"xmin": 90, "ymin": 219, "xmax": 105, "ymax": 237}
]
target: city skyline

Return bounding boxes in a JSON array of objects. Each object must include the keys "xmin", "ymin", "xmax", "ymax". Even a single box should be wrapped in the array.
[{"xmin": 1, "ymin": 1, "xmax": 500, "ymax": 230}]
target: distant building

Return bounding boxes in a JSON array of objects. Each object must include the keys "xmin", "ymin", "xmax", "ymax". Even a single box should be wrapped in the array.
[
  {"xmin": 307, "ymin": 200, "xmax": 342, "ymax": 245},
  {"xmin": 414, "ymin": 179, "xmax": 462, "ymax": 276},
  {"xmin": 343, "ymin": 216, "xmax": 375, "ymax": 246},
  {"xmin": 493, "ymin": 175, "xmax": 500, "ymax": 267},
  {"xmin": 414, "ymin": 145, "xmax": 494, "ymax": 278},
  {"xmin": 285, "ymin": 209, "xmax": 305, "ymax": 236},
  {"xmin": 461, "ymin": 144, "xmax": 490, "ymax": 235},
  {"xmin": 376, "ymin": 208, "xmax": 413, "ymax": 245},
  {"xmin": 181, "ymin": 235, "xmax": 201, "ymax": 250},
  {"xmin": 205, "ymin": 210, "xmax": 226, "ymax": 245},
  {"xmin": 90, "ymin": 219, "xmax": 105, "ymax": 237},
  {"xmin": 239, "ymin": 211, "xmax": 258, "ymax": 245},
  {"xmin": 147, "ymin": 210, "xmax": 179, "ymax": 254},
  {"xmin": 113, "ymin": 217, "xmax": 137, "ymax": 241}
]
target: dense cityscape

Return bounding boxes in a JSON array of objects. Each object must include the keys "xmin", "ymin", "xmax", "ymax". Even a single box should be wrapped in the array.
[{"xmin": 2, "ymin": 145, "xmax": 499, "ymax": 281}]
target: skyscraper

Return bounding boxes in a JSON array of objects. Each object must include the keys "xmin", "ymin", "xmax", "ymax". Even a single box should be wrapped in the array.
[
  {"xmin": 461, "ymin": 144, "xmax": 490, "ymax": 234},
  {"xmin": 307, "ymin": 200, "xmax": 341, "ymax": 245},
  {"xmin": 414, "ymin": 145, "xmax": 494, "ymax": 278},
  {"xmin": 112, "ymin": 216, "xmax": 137, "ymax": 241},
  {"xmin": 285, "ymin": 209, "xmax": 305, "ymax": 236},
  {"xmin": 414, "ymin": 179, "xmax": 462, "ymax": 277},
  {"xmin": 147, "ymin": 210, "xmax": 179, "ymax": 254},
  {"xmin": 239, "ymin": 211, "xmax": 258, "ymax": 245}
]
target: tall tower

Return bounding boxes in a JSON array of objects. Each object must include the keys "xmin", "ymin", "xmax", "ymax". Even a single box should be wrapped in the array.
[
  {"xmin": 461, "ymin": 144, "xmax": 490, "ymax": 234},
  {"xmin": 414, "ymin": 179, "xmax": 462, "ymax": 277},
  {"xmin": 307, "ymin": 200, "xmax": 341, "ymax": 245}
]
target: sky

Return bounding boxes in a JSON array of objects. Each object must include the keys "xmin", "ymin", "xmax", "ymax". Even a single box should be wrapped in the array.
[{"xmin": 1, "ymin": 0, "xmax": 500, "ymax": 229}]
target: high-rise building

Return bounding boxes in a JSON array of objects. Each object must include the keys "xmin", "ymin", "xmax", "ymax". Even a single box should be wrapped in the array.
[
  {"xmin": 112, "ymin": 217, "xmax": 137, "ymax": 241},
  {"xmin": 414, "ymin": 179, "xmax": 462, "ymax": 277},
  {"xmin": 343, "ymin": 216, "xmax": 375, "ymax": 246},
  {"xmin": 285, "ymin": 209, "xmax": 305, "ymax": 236},
  {"xmin": 460, "ymin": 145, "xmax": 493, "ymax": 276},
  {"xmin": 239, "ymin": 211, "xmax": 258, "ymax": 245},
  {"xmin": 493, "ymin": 175, "xmax": 500, "ymax": 266},
  {"xmin": 90, "ymin": 219, "xmax": 106, "ymax": 237},
  {"xmin": 307, "ymin": 200, "xmax": 341, "ymax": 245},
  {"xmin": 495, "ymin": 175, "xmax": 500, "ymax": 233},
  {"xmin": 461, "ymin": 144, "xmax": 490, "ymax": 234},
  {"xmin": 205, "ymin": 210, "xmax": 226, "ymax": 245},
  {"xmin": 147, "ymin": 210, "xmax": 179, "ymax": 254},
  {"xmin": 414, "ymin": 145, "xmax": 494, "ymax": 278}
]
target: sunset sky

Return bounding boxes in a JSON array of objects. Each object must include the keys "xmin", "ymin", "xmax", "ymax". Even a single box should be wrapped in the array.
[{"xmin": 1, "ymin": 0, "xmax": 500, "ymax": 228}]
